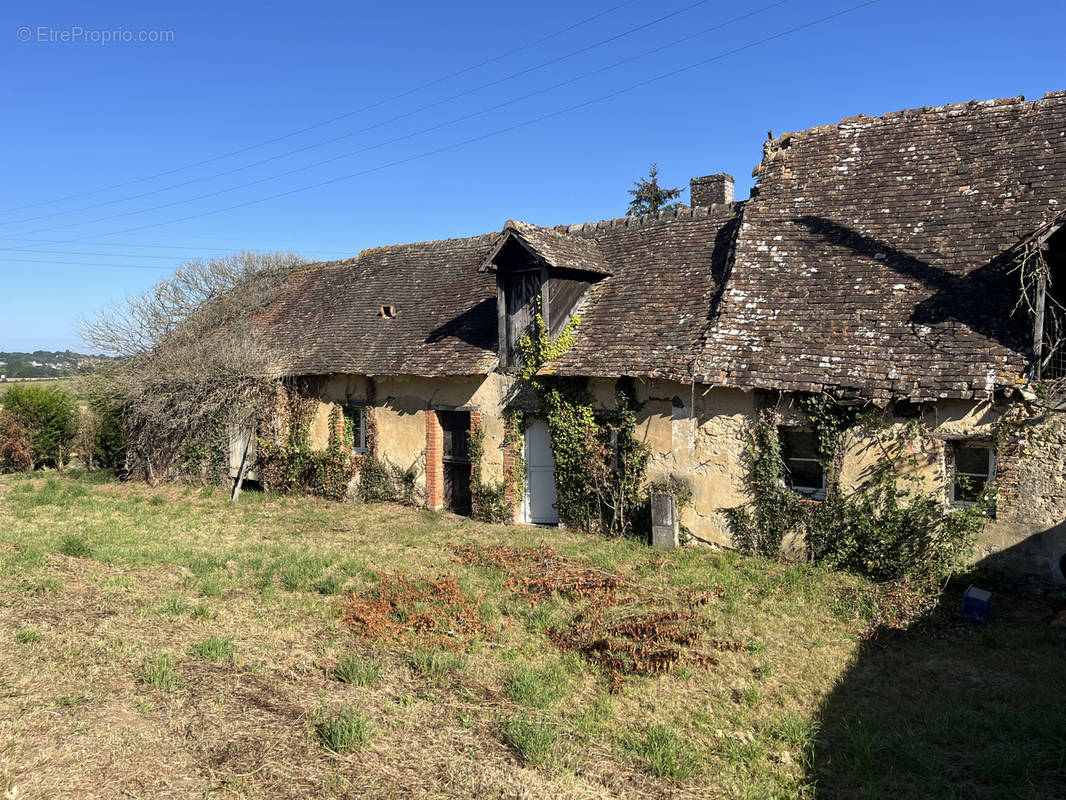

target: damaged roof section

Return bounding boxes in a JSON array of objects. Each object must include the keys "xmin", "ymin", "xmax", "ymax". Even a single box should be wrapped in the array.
[{"xmin": 699, "ymin": 91, "xmax": 1066, "ymax": 400}]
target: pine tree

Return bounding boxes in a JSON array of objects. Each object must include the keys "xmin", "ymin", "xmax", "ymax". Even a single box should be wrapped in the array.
[{"xmin": 626, "ymin": 163, "xmax": 682, "ymax": 216}]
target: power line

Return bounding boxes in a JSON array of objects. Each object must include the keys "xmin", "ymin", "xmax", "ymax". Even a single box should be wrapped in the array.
[
  {"xmin": 0, "ymin": 235, "xmax": 354, "ymax": 255},
  {"xmin": 0, "ymin": 256, "xmax": 174, "ymax": 271},
  {"xmin": 0, "ymin": 0, "xmax": 641, "ymax": 215},
  {"xmin": 4, "ymin": 0, "xmax": 786, "ymax": 239},
  {"xmin": 0, "ymin": 0, "xmax": 713, "ymax": 229},
  {"xmin": 7, "ymin": 0, "xmax": 884, "ymax": 249}
]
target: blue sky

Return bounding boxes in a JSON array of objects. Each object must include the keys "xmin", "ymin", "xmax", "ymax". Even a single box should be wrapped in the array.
[{"xmin": 1, "ymin": 0, "xmax": 1063, "ymax": 351}]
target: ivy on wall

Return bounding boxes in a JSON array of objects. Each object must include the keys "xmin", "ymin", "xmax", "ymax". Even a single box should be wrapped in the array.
[
  {"xmin": 727, "ymin": 398, "xmax": 991, "ymax": 582},
  {"xmin": 512, "ymin": 313, "xmax": 652, "ymax": 537}
]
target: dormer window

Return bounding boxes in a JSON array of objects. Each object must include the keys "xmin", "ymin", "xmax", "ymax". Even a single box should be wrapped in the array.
[
  {"xmin": 480, "ymin": 220, "xmax": 611, "ymax": 370},
  {"xmin": 379, "ymin": 305, "xmax": 397, "ymax": 318}
]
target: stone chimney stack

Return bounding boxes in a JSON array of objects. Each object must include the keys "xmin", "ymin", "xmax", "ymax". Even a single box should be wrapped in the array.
[{"xmin": 689, "ymin": 173, "xmax": 735, "ymax": 207}]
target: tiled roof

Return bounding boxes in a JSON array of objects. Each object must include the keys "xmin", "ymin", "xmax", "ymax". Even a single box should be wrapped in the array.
[
  {"xmin": 543, "ymin": 205, "xmax": 739, "ymax": 380},
  {"xmin": 480, "ymin": 220, "xmax": 613, "ymax": 276},
  {"xmin": 698, "ymin": 92, "xmax": 1066, "ymax": 400},
  {"xmin": 254, "ymin": 234, "xmax": 499, "ymax": 377},
  {"xmin": 251, "ymin": 91, "xmax": 1065, "ymax": 395}
]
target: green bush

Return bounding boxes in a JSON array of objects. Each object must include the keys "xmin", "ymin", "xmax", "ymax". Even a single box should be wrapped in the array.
[
  {"xmin": 89, "ymin": 398, "xmax": 126, "ymax": 471},
  {"xmin": 2, "ymin": 384, "xmax": 78, "ymax": 469},
  {"xmin": 727, "ymin": 413, "xmax": 984, "ymax": 582}
]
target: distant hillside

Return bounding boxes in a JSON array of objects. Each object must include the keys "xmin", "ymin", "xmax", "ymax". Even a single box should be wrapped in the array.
[{"xmin": 0, "ymin": 350, "xmax": 116, "ymax": 379}]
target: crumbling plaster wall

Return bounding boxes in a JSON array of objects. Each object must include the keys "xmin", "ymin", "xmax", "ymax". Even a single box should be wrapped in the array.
[{"xmin": 588, "ymin": 378, "xmax": 756, "ymax": 545}]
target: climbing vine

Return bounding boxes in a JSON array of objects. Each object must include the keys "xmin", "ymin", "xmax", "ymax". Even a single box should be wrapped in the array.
[
  {"xmin": 727, "ymin": 400, "xmax": 990, "ymax": 582},
  {"xmin": 469, "ymin": 424, "xmax": 513, "ymax": 523},
  {"xmin": 513, "ymin": 313, "xmax": 651, "ymax": 537}
]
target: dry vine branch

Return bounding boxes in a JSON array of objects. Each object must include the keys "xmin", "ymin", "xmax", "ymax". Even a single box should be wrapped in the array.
[{"xmin": 79, "ymin": 251, "xmax": 307, "ymax": 481}]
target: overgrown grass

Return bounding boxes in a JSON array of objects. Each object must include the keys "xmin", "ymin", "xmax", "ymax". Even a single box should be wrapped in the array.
[
  {"xmin": 331, "ymin": 652, "xmax": 380, "ymax": 686},
  {"xmin": 315, "ymin": 706, "xmax": 375, "ymax": 753},
  {"xmin": 503, "ymin": 662, "xmax": 570, "ymax": 708},
  {"xmin": 626, "ymin": 724, "xmax": 698, "ymax": 781},
  {"xmin": 140, "ymin": 654, "xmax": 177, "ymax": 691},
  {"xmin": 500, "ymin": 713, "xmax": 556, "ymax": 766},
  {"xmin": 187, "ymin": 636, "xmax": 236, "ymax": 662},
  {"xmin": 0, "ymin": 471, "xmax": 1061, "ymax": 800},
  {"xmin": 405, "ymin": 649, "xmax": 465, "ymax": 681}
]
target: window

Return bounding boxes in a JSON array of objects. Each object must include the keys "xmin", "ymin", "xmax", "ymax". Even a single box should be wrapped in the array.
[
  {"xmin": 951, "ymin": 443, "xmax": 995, "ymax": 506},
  {"xmin": 780, "ymin": 428, "xmax": 825, "ymax": 500},
  {"xmin": 344, "ymin": 406, "xmax": 367, "ymax": 454}
]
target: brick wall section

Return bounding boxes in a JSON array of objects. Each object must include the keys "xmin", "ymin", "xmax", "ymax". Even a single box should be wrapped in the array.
[{"xmin": 425, "ymin": 411, "xmax": 444, "ymax": 510}]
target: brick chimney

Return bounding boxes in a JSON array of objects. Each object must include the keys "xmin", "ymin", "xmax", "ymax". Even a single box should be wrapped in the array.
[{"xmin": 690, "ymin": 173, "xmax": 734, "ymax": 207}]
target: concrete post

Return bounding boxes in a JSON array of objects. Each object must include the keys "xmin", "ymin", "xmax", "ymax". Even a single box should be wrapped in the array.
[{"xmin": 651, "ymin": 493, "xmax": 678, "ymax": 550}]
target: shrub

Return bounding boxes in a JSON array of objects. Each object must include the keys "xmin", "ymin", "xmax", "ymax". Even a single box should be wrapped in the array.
[
  {"xmin": 0, "ymin": 410, "xmax": 33, "ymax": 472},
  {"xmin": 359, "ymin": 455, "xmax": 423, "ymax": 505},
  {"xmin": 316, "ymin": 707, "xmax": 375, "ymax": 753},
  {"xmin": 500, "ymin": 713, "xmax": 556, "ymax": 766},
  {"xmin": 1, "ymin": 384, "xmax": 78, "ymax": 469},
  {"xmin": 727, "ymin": 413, "xmax": 983, "ymax": 581}
]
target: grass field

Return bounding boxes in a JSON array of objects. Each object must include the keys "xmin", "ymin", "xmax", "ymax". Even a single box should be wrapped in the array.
[
  {"xmin": 0, "ymin": 472, "xmax": 1062, "ymax": 799},
  {"xmin": 0, "ymin": 377, "xmax": 79, "ymax": 401}
]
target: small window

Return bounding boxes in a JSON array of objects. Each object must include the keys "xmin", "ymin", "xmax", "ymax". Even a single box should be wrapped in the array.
[
  {"xmin": 344, "ymin": 406, "xmax": 367, "ymax": 454},
  {"xmin": 780, "ymin": 428, "xmax": 825, "ymax": 500},
  {"xmin": 951, "ymin": 443, "xmax": 995, "ymax": 506}
]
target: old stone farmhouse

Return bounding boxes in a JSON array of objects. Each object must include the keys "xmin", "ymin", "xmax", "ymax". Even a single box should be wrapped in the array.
[{"xmin": 247, "ymin": 91, "xmax": 1066, "ymax": 589}]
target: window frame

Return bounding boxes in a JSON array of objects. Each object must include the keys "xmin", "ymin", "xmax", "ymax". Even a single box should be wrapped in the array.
[
  {"xmin": 950, "ymin": 442, "xmax": 995, "ymax": 508},
  {"xmin": 779, "ymin": 427, "xmax": 826, "ymax": 501},
  {"xmin": 344, "ymin": 405, "xmax": 367, "ymax": 455}
]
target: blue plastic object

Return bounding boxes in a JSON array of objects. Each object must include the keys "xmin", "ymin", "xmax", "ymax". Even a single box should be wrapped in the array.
[{"xmin": 961, "ymin": 585, "xmax": 991, "ymax": 625}]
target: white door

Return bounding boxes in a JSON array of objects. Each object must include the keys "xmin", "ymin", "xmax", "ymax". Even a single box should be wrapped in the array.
[{"xmin": 524, "ymin": 419, "xmax": 558, "ymax": 525}]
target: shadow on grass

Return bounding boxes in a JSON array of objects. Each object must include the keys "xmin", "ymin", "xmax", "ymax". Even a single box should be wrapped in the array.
[{"xmin": 810, "ymin": 585, "xmax": 1066, "ymax": 799}]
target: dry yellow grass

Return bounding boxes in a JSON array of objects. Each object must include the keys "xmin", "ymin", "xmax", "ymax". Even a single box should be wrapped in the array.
[{"xmin": 0, "ymin": 472, "xmax": 1061, "ymax": 799}]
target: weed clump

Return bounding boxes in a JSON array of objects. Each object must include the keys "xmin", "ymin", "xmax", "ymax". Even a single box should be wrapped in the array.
[
  {"xmin": 501, "ymin": 713, "xmax": 556, "ymax": 766},
  {"xmin": 58, "ymin": 533, "xmax": 92, "ymax": 559},
  {"xmin": 316, "ymin": 706, "xmax": 375, "ymax": 753},
  {"xmin": 627, "ymin": 724, "xmax": 698, "ymax": 781},
  {"xmin": 140, "ymin": 654, "xmax": 177, "ymax": 691},
  {"xmin": 187, "ymin": 635, "xmax": 236, "ymax": 662},
  {"xmin": 331, "ymin": 652, "xmax": 380, "ymax": 686},
  {"xmin": 504, "ymin": 662, "xmax": 570, "ymax": 709}
]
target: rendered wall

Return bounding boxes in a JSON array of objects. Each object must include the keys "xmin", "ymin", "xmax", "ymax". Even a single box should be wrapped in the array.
[
  {"xmin": 295, "ymin": 372, "xmax": 1066, "ymax": 589},
  {"xmin": 307, "ymin": 373, "xmax": 512, "ymax": 496}
]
